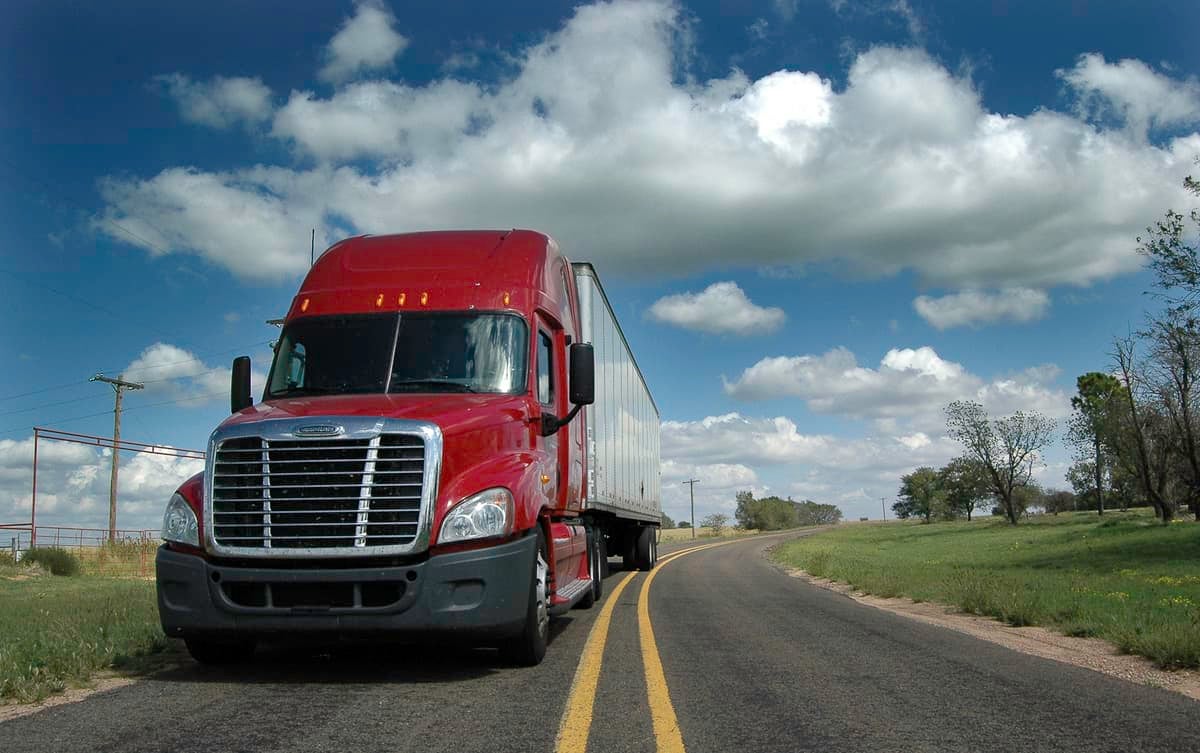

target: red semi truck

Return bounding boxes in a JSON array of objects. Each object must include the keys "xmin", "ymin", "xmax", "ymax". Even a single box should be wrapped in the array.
[{"xmin": 156, "ymin": 230, "xmax": 661, "ymax": 665}]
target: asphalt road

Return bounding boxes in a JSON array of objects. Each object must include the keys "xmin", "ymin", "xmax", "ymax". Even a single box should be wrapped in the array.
[{"xmin": 4, "ymin": 531, "xmax": 1199, "ymax": 752}]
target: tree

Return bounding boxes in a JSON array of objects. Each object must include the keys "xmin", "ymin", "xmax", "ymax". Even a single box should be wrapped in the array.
[
  {"xmin": 1138, "ymin": 171, "xmax": 1200, "ymax": 317},
  {"xmin": 661, "ymin": 511, "xmax": 675, "ymax": 529},
  {"xmin": 794, "ymin": 500, "xmax": 843, "ymax": 526},
  {"xmin": 894, "ymin": 467, "xmax": 942, "ymax": 523},
  {"xmin": 677, "ymin": 520, "xmax": 691, "ymax": 528},
  {"xmin": 937, "ymin": 456, "xmax": 993, "ymax": 521},
  {"xmin": 1043, "ymin": 488, "xmax": 1076, "ymax": 515},
  {"xmin": 1146, "ymin": 318, "xmax": 1200, "ymax": 520},
  {"xmin": 1067, "ymin": 372, "xmax": 1124, "ymax": 516},
  {"xmin": 945, "ymin": 400, "xmax": 1056, "ymax": 524},
  {"xmin": 700, "ymin": 513, "xmax": 728, "ymax": 536},
  {"xmin": 734, "ymin": 491, "xmax": 800, "ymax": 530},
  {"xmin": 1112, "ymin": 336, "xmax": 1177, "ymax": 521},
  {"xmin": 1012, "ymin": 483, "xmax": 1047, "ymax": 515}
]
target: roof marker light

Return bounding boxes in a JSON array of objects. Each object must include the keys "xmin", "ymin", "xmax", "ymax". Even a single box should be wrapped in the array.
[
  {"xmin": 420, "ymin": 292, "xmax": 429, "ymax": 306},
  {"xmin": 376, "ymin": 293, "xmax": 385, "ymax": 307},
  {"xmin": 300, "ymin": 298, "xmax": 310, "ymax": 313},
  {"xmin": 503, "ymin": 292, "xmax": 510, "ymax": 306},
  {"xmin": 398, "ymin": 293, "xmax": 406, "ymax": 306}
]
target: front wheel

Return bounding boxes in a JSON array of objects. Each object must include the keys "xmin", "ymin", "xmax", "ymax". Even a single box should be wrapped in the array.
[{"xmin": 500, "ymin": 528, "xmax": 549, "ymax": 666}]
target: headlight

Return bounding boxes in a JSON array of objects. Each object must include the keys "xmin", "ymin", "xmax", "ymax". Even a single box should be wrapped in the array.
[
  {"xmin": 162, "ymin": 493, "xmax": 200, "ymax": 547},
  {"xmin": 437, "ymin": 488, "xmax": 513, "ymax": 544}
]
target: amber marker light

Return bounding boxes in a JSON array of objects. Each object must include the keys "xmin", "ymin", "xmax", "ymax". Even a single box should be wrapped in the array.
[
  {"xmin": 420, "ymin": 291, "xmax": 429, "ymax": 306},
  {"xmin": 503, "ymin": 292, "xmax": 511, "ymax": 306},
  {"xmin": 300, "ymin": 298, "xmax": 310, "ymax": 312},
  {"xmin": 398, "ymin": 293, "xmax": 406, "ymax": 306},
  {"xmin": 375, "ymin": 293, "xmax": 385, "ymax": 307}
]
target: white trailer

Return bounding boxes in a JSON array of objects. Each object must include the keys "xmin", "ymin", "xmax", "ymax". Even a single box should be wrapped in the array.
[{"xmin": 573, "ymin": 263, "xmax": 661, "ymax": 570}]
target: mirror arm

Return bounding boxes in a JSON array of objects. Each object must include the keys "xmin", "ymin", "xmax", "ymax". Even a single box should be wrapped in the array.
[{"xmin": 539, "ymin": 403, "xmax": 585, "ymax": 437}]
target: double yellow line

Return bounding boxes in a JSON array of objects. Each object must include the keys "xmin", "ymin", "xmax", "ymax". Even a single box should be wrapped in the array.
[{"xmin": 554, "ymin": 539, "xmax": 740, "ymax": 753}]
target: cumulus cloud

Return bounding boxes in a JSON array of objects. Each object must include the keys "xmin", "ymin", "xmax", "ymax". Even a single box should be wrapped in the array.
[
  {"xmin": 723, "ymin": 345, "xmax": 1069, "ymax": 428},
  {"xmin": 319, "ymin": 1, "xmax": 410, "ymax": 83},
  {"xmin": 662, "ymin": 412, "xmax": 962, "ymax": 474},
  {"xmin": 155, "ymin": 74, "xmax": 273, "ymax": 129},
  {"xmin": 0, "ymin": 435, "xmax": 202, "ymax": 530},
  {"xmin": 271, "ymin": 80, "xmax": 485, "ymax": 162},
  {"xmin": 95, "ymin": 167, "xmax": 330, "ymax": 281},
  {"xmin": 99, "ymin": 1, "xmax": 1198, "ymax": 289},
  {"xmin": 1058, "ymin": 53, "xmax": 1200, "ymax": 140},
  {"xmin": 121, "ymin": 342, "xmax": 267, "ymax": 406},
  {"xmin": 648, "ymin": 282, "xmax": 785, "ymax": 335},
  {"xmin": 913, "ymin": 288, "xmax": 1050, "ymax": 329}
]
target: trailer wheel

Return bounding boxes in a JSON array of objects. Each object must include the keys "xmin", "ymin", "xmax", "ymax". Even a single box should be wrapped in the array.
[
  {"xmin": 635, "ymin": 526, "xmax": 656, "ymax": 571},
  {"xmin": 500, "ymin": 528, "xmax": 549, "ymax": 666},
  {"xmin": 185, "ymin": 638, "xmax": 256, "ymax": 665}
]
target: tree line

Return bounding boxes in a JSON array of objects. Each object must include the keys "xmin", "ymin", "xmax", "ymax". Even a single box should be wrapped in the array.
[{"xmin": 734, "ymin": 491, "xmax": 843, "ymax": 530}]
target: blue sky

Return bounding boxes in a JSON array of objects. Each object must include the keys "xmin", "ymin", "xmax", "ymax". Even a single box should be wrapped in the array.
[{"xmin": 2, "ymin": 0, "xmax": 1198, "ymax": 531}]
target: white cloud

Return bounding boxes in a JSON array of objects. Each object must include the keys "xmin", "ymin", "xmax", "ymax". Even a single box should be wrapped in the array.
[
  {"xmin": 723, "ymin": 345, "xmax": 1070, "ymax": 428},
  {"xmin": 121, "ymin": 342, "xmax": 266, "ymax": 406},
  {"xmin": 648, "ymin": 282, "xmax": 785, "ymax": 335},
  {"xmin": 0, "ymin": 435, "xmax": 202, "ymax": 530},
  {"xmin": 271, "ymin": 80, "xmax": 485, "ymax": 162},
  {"xmin": 913, "ymin": 288, "xmax": 1050, "ymax": 330},
  {"xmin": 319, "ymin": 1, "xmax": 410, "ymax": 83},
  {"xmin": 829, "ymin": 1, "xmax": 924, "ymax": 38},
  {"xmin": 1058, "ymin": 53, "xmax": 1200, "ymax": 140},
  {"xmin": 155, "ymin": 74, "xmax": 273, "ymax": 129},
  {"xmin": 99, "ymin": 1, "xmax": 1199, "ymax": 290},
  {"xmin": 95, "ymin": 167, "xmax": 330, "ymax": 281}
]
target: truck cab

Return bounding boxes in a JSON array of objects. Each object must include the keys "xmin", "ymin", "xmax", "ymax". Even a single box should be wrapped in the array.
[{"xmin": 156, "ymin": 230, "xmax": 631, "ymax": 666}]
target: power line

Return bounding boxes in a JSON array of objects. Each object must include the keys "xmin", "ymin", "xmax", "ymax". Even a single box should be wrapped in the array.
[
  {"xmin": 0, "ymin": 390, "xmax": 229, "ymax": 437},
  {"xmin": 0, "ymin": 379, "xmax": 94, "ymax": 403}
]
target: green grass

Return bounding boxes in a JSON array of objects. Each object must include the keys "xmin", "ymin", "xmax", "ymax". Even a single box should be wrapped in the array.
[
  {"xmin": 0, "ymin": 571, "xmax": 168, "ymax": 703},
  {"xmin": 771, "ymin": 511, "xmax": 1200, "ymax": 669}
]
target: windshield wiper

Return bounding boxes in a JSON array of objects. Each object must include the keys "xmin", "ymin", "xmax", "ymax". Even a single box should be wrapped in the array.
[
  {"xmin": 390, "ymin": 379, "xmax": 477, "ymax": 393},
  {"xmin": 268, "ymin": 385, "xmax": 339, "ymax": 398}
]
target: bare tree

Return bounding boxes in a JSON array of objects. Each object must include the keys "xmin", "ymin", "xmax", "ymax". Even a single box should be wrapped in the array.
[
  {"xmin": 1112, "ymin": 336, "xmax": 1177, "ymax": 521},
  {"xmin": 944, "ymin": 401, "xmax": 1056, "ymax": 525},
  {"xmin": 1146, "ymin": 319, "xmax": 1200, "ymax": 520}
]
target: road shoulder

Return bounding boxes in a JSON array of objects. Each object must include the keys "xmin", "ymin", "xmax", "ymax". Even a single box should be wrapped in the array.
[{"xmin": 779, "ymin": 565, "xmax": 1200, "ymax": 703}]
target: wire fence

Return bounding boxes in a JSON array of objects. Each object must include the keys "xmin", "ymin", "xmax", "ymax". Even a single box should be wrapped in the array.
[{"xmin": 1, "ymin": 524, "xmax": 158, "ymax": 578}]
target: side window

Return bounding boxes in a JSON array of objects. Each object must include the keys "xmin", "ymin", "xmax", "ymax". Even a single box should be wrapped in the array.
[
  {"xmin": 286, "ymin": 342, "xmax": 306, "ymax": 388},
  {"xmin": 537, "ymin": 330, "xmax": 554, "ymax": 405}
]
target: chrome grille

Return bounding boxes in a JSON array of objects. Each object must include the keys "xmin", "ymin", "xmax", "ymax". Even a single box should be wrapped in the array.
[{"xmin": 211, "ymin": 434, "xmax": 426, "ymax": 550}]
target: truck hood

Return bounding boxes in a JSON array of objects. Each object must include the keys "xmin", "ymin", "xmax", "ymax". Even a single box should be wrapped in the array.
[{"xmin": 219, "ymin": 393, "xmax": 533, "ymax": 439}]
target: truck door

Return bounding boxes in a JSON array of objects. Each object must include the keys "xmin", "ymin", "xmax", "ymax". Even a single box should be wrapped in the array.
[{"xmin": 535, "ymin": 317, "xmax": 564, "ymax": 510}]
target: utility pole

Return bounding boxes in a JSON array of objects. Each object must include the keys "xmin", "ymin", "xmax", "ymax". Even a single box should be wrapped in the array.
[
  {"xmin": 881, "ymin": 497, "xmax": 887, "ymax": 522},
  {"xmin": 683, "ymin": 479, "xmax": 700, "ymax": 540},
  {"xmin": 90, "ymin": 374, "xmax": 143, "ymax": 542}
]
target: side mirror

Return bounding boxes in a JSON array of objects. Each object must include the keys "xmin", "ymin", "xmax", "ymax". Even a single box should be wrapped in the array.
[
  {"xmin": 231, "ymin": 356, "xmax": 252, "ymax": 413},
  {"xmin": 569, "ymin": 343, "xmax": 595, "ymax": 406}
]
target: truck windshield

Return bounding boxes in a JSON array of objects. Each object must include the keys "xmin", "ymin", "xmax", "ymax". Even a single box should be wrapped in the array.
[{"xmin": 266, "ymin": 313, "xmax": 528, "ymax": 398}]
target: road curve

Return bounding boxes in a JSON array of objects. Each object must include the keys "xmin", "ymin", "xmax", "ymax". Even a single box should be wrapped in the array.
[{"xmin": 2, "ymin": 531, "xmax": 1198, "ymax": 753}]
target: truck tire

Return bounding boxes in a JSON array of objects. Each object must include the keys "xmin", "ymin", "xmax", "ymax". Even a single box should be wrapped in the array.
[
  {"xmin": 635, "ymin": 526, "xmax": 656, "ymax": 571},
  {"xmin": 500, "ymin": 528, "xmax": 549, "ymax": 666},
  {"xmin": 577, "ymin": 527, "xmax": 602, "ymax": 609},
  {"xmin": 185, "ymin": 638, "xmax": 256, "ymax": 665}
]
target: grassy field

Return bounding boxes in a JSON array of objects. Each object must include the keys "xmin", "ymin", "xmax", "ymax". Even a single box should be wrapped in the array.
[
  {"xmin": 771, "ymin": 511, "xmax": 1200, "ymax": 669},
  {"xmin": 0, "ymin": 567, "xmax": 167, "ymax": 704},
  {"xmin": 659, "ymin": 525, "xmax": 762, "ymax": 542}
]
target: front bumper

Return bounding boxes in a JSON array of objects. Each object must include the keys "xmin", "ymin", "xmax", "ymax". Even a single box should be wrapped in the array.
[{"xmin": 156, "ymin": 534, "xmax": 534, "ymax": 642}]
